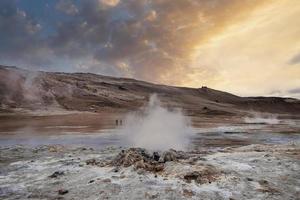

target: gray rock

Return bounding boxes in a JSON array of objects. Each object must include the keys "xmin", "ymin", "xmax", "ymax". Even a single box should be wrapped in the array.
[
  {"xmin": 58, "ymin": 189, "xmax": 68, "ymax": 195},
  {"xmin": 49, "ymin": 171, "xmax": 64, "ymax": 178}
]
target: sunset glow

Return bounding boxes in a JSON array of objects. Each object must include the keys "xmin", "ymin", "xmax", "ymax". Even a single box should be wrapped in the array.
[{"xmin": 0, "ymin": 0, "xmax": 299, "ymax": 97}]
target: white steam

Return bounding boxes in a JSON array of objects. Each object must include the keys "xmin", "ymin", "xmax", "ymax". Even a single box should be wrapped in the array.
[
  {"xmin": 119, "ymin": 94, "xmax": 193, "ymax": 151},
  {"xmin": 244, "ymin": 113, "xmax": 279, "ymax": 125}
]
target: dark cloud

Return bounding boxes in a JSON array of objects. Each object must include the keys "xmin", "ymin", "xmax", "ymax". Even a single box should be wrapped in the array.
[
  {"xmin": 0, "ymin": 0, "xmax": 52, "ymax": 68},
  {"xmin": 269, "ymin": 88, "xmax": 300, "ymax": 99},
  {"xmin": 288, "ymin": 88, "xmax": 300, "ymax": 94},
  {"xmin": 288, "ymin": 53, "xmax": 300, "ymax": 65},
  {"xmin": 56, "ymin": 0, "xmax": 78, "ymax": 15},
  {"xmin": 0, "ymin": 0, "xmax": 267, "ymax": 81}
]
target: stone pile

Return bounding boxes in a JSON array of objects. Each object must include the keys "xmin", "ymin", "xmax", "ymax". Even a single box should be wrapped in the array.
[{"xmin": 109, "ymin": 148, "xmax": 188, "ymax": 172}]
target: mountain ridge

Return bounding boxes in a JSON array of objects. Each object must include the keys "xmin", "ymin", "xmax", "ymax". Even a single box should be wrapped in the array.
[{"xmin": 0, "ymin": 65, "xmax": 299, "ymax": 116}]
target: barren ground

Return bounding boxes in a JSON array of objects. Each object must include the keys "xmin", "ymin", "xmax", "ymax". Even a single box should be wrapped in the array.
[
  {"xmin": 0, "ymin": 113, "xmax": 299, "ymax": 200},
  {"xmin": 0, "ymin": 66, "xmax": 300, "ymax": 199},
  {"xmin": 0, "ymin": 143, "xmax": 299, "ymax": 200}
]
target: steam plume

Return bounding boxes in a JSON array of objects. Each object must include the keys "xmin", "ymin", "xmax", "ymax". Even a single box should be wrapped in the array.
[
  {"xmin": 120, "ymin": 94, "xmax": 192, "ymax": 151},
  {"xmin": 244, "ymin": 113, "xmax": 279, "ymax": 125}
]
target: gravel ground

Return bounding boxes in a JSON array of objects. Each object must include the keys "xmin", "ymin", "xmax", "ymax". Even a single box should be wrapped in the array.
[{"xmin": 0, "ymin": 143, "xmax": 299, "ymax": 200}]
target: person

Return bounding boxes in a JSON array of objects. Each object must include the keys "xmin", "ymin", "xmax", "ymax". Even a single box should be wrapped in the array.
[
  {"xmin": 116, "ymin": 119, "xmax": 119, "ymax": 126},
  {"xmin": 120, "ymin": 119, "xmax": 122, "ymax": 125}
]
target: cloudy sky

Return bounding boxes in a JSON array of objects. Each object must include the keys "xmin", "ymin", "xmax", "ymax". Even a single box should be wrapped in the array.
[{"xmin": 0, "ymin": 0, "xmax": 299, "ymax": 98}]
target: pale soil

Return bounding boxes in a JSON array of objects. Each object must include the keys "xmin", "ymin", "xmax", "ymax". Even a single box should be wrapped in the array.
[
  {"xmin": 0, "ymin": 143, "xmax": 299, "ymax": 200},
  {"xmin": 0, "ymin": 111, "xmax": 299, "ymax": 200}
]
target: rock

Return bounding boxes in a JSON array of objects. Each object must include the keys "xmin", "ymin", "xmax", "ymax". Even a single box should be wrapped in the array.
[
  {"xmin": 110, "ymin": 148, "xmax": 164, "ymax": 172},
  {"xmin": 86, "ymin": 158, "xmax": 97, "ymax": 165},
  {"xmin": 118, "ymin": 86, "xmax": 127, "ymax": 90},
  {"xmin": 187, "ymin": 157, "xmax": 198, "ymax": 164},
  {"xmin": 153, "ymin": 152, "xmax": 160, "ymax": 161},
  {"xmin": 111, "ymin": 167, "xmax": 120, "ymax": 173},
  {"xmin": 89, "ymin": 180, "xmax": 95, "ymax": 184},
  {"xmin": 134, "ymin": 160, "xmax": 146, "ymax": 169},
  {"xmin": 257, "ymin": 180, "xmax": 281, "ymax": 194},
  {"xmin": 49, "ymin": 171, "xmax": 64, "ymax": 178},
  {"xmin": 254, "ymin": 149, "xmax": 264, "ymax": 152},
  {"xmin": 146, "ymin": 162, "xmax": 164, "ymax": 172},
  {"xmin": 137, "ymin": 169, "xmax": 146, "ymax": 175},
  {"xmin": 120, "ymin": 175, "xmax": 126, "ymax": 179},
  {"xmin": 259, "ymin": 180, "xmax": 269, "ymax": 185},
  {"xmin": 111, "ymin": 148, "xmax": 149, "ymax": 167},
  {"xmin": 48, "ymin": 145, "xmax": 64, "ymax": 153},
  {"xmin": 111, "ymin": 175, "xmax": 120, "ymax": 179},
  {"xmin": 182, "ymin": 189, "xmax": 195, "ymax": 197},
  {"xmin": 165, "ymin": 187, "xmax": 174, "ymax": 193},
  {"xmin": 109, "ymin": 148, "xmax": 192, "ymax": 174},
  {"xmin": 257, "ymin": 187, "xmax": 281, "ymax": 194},
  {"xmin": 160, "ymin": 151, "xmax": 177, "ymax": 162},
  {"xmin": 246, "ymin": 177, "xmax": 254, "ymax": 181},
  {"xmin": 183, "ymin": 167, "xmax": 219, "ymax": 184},
  {"xmin": 102, "ymin": 178, "xmax": 111, "ymax": 183},
  {"xmin": 86, "ymin": 158, "xmax": 103, "ymax": 166},
  {"xmin": 158, "ymin": 149, "xmax": 188, "ymax": 163},
  {"xmin": 184, "ymin": 171, "xmax": 201, "ymax": 183},
  {"xmin": 58, "ymin": 189, "xmax": 68, "ymax": 195},
  {"xmin": 145, "ymin": 192, "xmax": 159, "ymax": 199}
]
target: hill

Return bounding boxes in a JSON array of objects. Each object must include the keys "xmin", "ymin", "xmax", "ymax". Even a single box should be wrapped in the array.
[{"xmin": 0, "ymin": 65, "xmax": 299, "ymax": 116}]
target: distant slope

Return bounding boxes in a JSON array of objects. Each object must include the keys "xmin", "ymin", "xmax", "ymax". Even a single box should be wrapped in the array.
[{"xmin": 0, "ymin": 65, "xmax": 299, "ymax": 115}]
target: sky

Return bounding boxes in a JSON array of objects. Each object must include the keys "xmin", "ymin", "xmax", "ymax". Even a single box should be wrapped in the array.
[{"xmin": 0, "ymin": 0, "xmax": 299, "ymax": 98}]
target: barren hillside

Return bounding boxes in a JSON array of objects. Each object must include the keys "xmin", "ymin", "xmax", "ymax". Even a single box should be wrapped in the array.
[{"xmin": 0, "ymin": 65, "xmax": 299, "ymax": 116}]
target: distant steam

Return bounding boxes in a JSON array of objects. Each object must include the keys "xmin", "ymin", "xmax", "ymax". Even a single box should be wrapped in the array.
[
  {"xmin": 244, "ymin": 113, "xmax": 279, "ymax": 125},
  {"xmin": 120, "ymin": 94, "xmax": 192, "ymax": 151},
  {"xmin": 1, "ymin": 68, "xmax": 62, "ymax": 111}
]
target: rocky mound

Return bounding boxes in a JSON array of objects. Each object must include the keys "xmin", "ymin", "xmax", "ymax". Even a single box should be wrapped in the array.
[
  {"xmin": 109, "ymin": 148, "xmax": 188, "ymax": 172},
  {"xmin": 84, "ymin": 147, "xmax": 221, "ymax": 185}
]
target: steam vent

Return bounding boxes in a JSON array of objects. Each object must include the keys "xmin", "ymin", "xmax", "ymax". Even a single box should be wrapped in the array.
[{"xmin": 0, "ymin": 0, "xmax": 300, "ymax": 199}]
